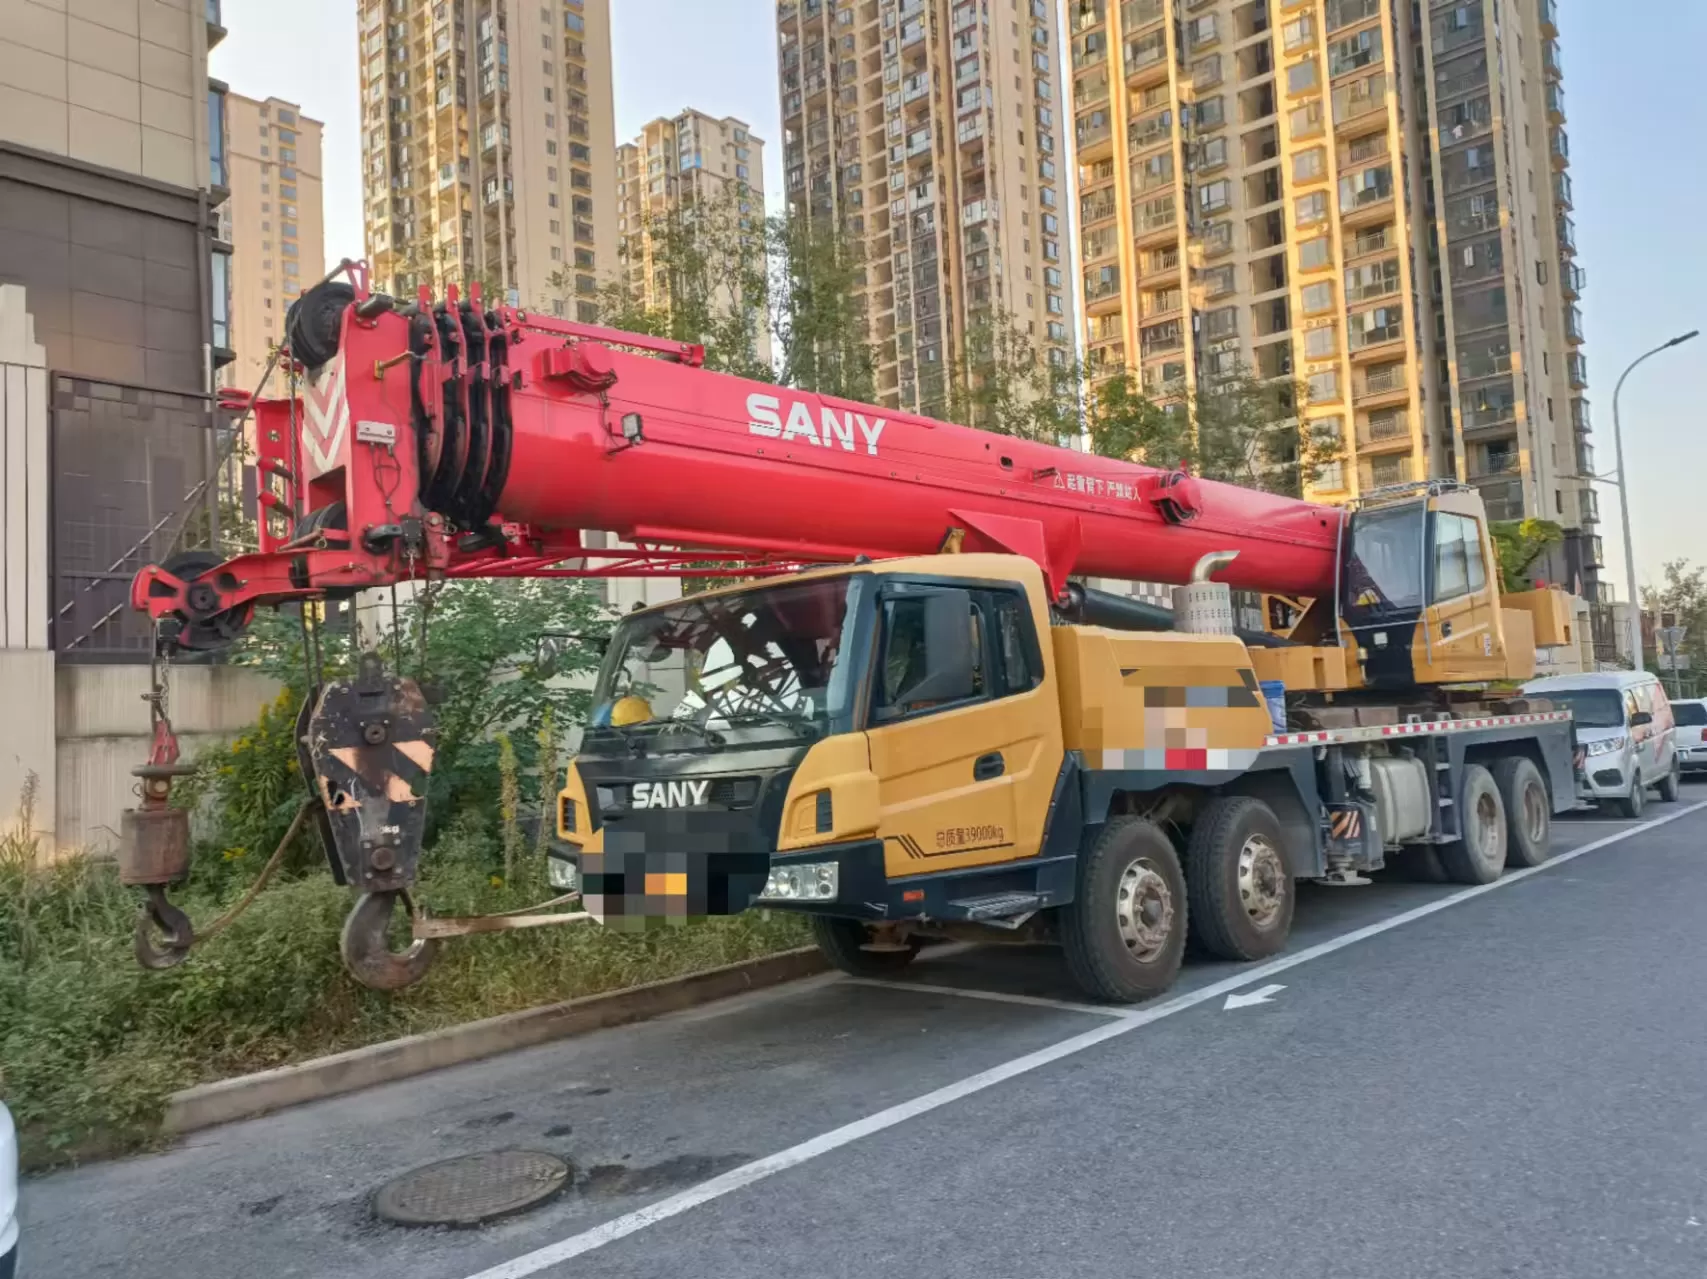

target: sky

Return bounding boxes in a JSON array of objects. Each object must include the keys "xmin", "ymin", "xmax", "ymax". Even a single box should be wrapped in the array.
[{"xmin": 211, "ymin": 0, "xmax": 1707, "ymax": 602}]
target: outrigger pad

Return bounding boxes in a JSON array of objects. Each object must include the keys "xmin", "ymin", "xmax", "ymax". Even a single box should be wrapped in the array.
[
  {"xmin": 582, "ymin": 817, "xmax": 771, "ymax": 932},
  {"xmin": 308, "ymin": 652, "xmax": 437, "ymax": 894}
]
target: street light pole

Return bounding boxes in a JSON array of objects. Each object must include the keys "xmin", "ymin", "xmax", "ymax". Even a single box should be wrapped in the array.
[{"xmin": 1609, "ymin": 330, "xmax": 1699, "ymax": 666}]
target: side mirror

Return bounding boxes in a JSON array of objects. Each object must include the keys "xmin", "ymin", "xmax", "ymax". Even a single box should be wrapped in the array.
[
  {"xmin": 895, "ymin": 589, "xmax": 977, "ymax": 709},
  {"xmin": 1630, "ymin": 710, "xmax": 1654, "ymax": 727}
]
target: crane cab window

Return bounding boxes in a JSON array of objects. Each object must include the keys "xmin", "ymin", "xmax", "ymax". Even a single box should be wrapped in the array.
[
  {"xmin": 1432, "ymin": 512, "xmax": 1487, "ymax": 602},
  {"xmin": 874, "ymin": 585, "xmax": 1039, "ymax": 719},
  {"xmin": 1344, "ymin": 502, "xmax": 1425, "ymax": 617}
]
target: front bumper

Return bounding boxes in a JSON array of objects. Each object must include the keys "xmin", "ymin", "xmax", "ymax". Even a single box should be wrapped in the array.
[
  {"xmin": 548, "ymin": 839, "xmax": 1076, "ymax": 924},
  {"xmin": 1575, "ymin": 755, "xmax": 1633, "ymax": 799}
]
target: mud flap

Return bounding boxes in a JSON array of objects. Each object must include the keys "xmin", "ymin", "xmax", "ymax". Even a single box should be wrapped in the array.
[
  {"xmin": 1326, "ymin": 801, "xmax": 1383, "ymax": 873},
  {"xmin": 307, "ymin": 652, "xmax": 437, "ymax": 894}
]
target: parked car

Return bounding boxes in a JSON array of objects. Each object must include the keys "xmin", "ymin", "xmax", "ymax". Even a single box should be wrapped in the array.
[
  {"xmin": 1671, "ymin": 698, "xmax": 1707, "ymax": 775},
  {"xmin": 1, "ymin": 1099, "xmax": 16, "ymax": 1279},
  {"xmin": 1523, "ymin": 671, "xmax": 1681, "ymax": 818}
]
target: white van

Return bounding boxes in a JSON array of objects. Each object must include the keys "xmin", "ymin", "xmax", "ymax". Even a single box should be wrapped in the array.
[
  {"xmin": 1672, "ymin": 698, "xmax": 1707, "ymax": 774},
  {"xmin": 1, "ymin": 1099, "xmax": 15, "ymax": 1279},
  {"xmin": 1523, "ymin": 671, "xmax": 1681, "ymax": 817}
]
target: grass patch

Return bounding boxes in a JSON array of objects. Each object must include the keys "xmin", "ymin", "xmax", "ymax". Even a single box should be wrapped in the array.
[{"xmin": 0, "ymin": 804, "xmax": 808, "ymax": 1169}]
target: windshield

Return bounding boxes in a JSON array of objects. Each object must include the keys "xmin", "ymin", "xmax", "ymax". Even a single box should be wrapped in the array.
[
  {"xmin": 589, "ymin": 575, "xmax": 859, "ymax": 743},
  {"xmin": 1673, "ymin": 701, "xmax": 1707, "ymax": 727},
  {"xmin": 1344, "ymin": 503, "xmax": 1425, "ymax": 617},
  {"xmin": 1544, "ymin": 689, "xmax": 1626, "ymax": 730}
]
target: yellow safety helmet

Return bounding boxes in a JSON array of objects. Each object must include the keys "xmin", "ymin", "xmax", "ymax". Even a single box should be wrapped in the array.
[{"xmin": 609, "ymin": 695, "xmax": 654, "ymax": 727}]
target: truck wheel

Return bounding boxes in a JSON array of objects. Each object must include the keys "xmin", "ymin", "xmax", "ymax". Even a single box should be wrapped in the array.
[
  {"xmin": 1060, "ymin": 817, "xmax": 1187, "ymax": 1003},
  {"xmin": 1439, "ymin": 763, "xmax": 1507, "ymax": 884},
  {"xmin": 1492, "ymin": 756, "xmax": 1551, "ymax": 869},
  {"xmin": 809, "ymin": 915, "xmax": 920, "ymax": 977},
  {"xmin": 1184, "ymin": 797, "xmax": 1294, "ymax": 961},
  {"xmin": 1617, "ymin": 774, "xmax": 1647, "ymax": 820},
  {"xmin": 1658, "ymin": 757, "xmax": 1682, "ymax": 804}
]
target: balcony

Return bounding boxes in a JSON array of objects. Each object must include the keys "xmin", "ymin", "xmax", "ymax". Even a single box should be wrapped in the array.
[
  {"xmin": 1081, "ymin": 188, "xmax": 1117, "ymax": 225},
  {"xmin": 1557, "ymin": 213, "xmax": 1576, "ymax": 254},
  {"xmin": 1135, "ymin": 198, "xmax": 1178, "ymax": 244},
  {"xmin": 1347, "ymin": 225, "xmax": 1392, "ymax": 259},
  {"xmin": 207, "ymin": 0, "xmax": 226, "ymax": 48},
  {"xmin": 1581, "ymin": 488, "xmax": 1600, "ymax": 524},
  {"xmin": 1085, "ymin": 265, "xmax": 1123, "ymax": 310},
  {"xmin": 1568, "ymin": 352, "xmax": 1588, "ymax": 388},
  {"xmin": 1565, "ymin": 303, "xmax": 1584, "ymax": 344},
  {"xmin": 962, "ymin": 198, "xmax": 998, "ymax": 226},
  {"xmin": 1129, "ymin": 110, "xmax": 1173, "ymax": 152},
  {"xmin": 1540, "ymin": 0, "xmax": 1558, "ymax": 35},
  {"xmin": 1554, "ymin": 170, "xmax": 1572, "ymax": 209},
  {"xmin": 1140, "ymin": 246, "xmax": 1181, "ymax": 282},
  {"xmin": 1576, "ymin": 439, "xmax": 1596, "ymax": 475},
  {"xmin": 1546, "ymin": 83, "xmax": 1566, "ymax": 122},
  {"xmin": 1358, "ymin": 409, "xmax": 1411, "ymax": 449},
  {"xmin": 1122, "ymin": 0, "xmax": 1164, "ymax": 29},
  {"xmin": 1140, "ymin": 319, "xmax": 1185, "ymax": 357},
  {"xmin": 1361, "ymin": 455, "xmax": 1414, "ymax": 489},
  {"xmin": 1571, "ymin": 397, "xmax": 1592, "ymax": 434},
  {"xmin": 1356, "ymin": 361, "xmax": 1407, "ymax": 403},
  {"xmin": 1542, "ymin": 38, "xmax": 1562, "ymax": 81},
  {"xmin": 1332, "ymin": 71, "xmax": 1387, "ymax": 125},
  {"xmin": 1550, "ymin": 126, "xmax": 1570, "ymax": 168},
  {"xmin": 1472, "ymin": 448, "xmax": 1522, "ymax": 480}
]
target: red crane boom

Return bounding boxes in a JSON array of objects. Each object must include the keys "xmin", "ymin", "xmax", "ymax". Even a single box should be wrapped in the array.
[{"xmin": 133, "ymin": 274, "xmax": 1342, "ymax": 646}]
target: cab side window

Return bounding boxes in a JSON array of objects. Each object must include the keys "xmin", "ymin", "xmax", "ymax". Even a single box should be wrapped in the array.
[
  {"xmin": 1432, "ymin": 513, "xmax": 1487, "ymax": 602},
  {"xmin": 876, "ymin": 594, "xmax": 985, "ymax": 715},
  {"xmin": 993, "ymin": 592, "xmax": 1042, "ymax": 695}
]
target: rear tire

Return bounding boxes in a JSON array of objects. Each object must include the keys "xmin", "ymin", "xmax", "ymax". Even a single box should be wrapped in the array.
[
  {"xmin": 1439, "ymin": 763, "xmax": 1507, "ymax": 885},
  {"xmin": 1658, "ymin": 757, "xmax": 1682, "ymax": 804},
  {"xmin": 1184, "ymin": 797, "xmax": 1295, "ymax": 961},
  {"xmin": 1617, "ymin": 773, "xmax": 1647, "ymax": 820},
  {"xmin": 1060, "ymin": 818, "xmax": 1187, "ymax": 1004},
  {"xmin": 809, "ymin": 915, "xmax": 920, "ymax": 977},
  {"xmin": 1492, "ymin": 756, "xmax": 1551, "ymax": 869}
]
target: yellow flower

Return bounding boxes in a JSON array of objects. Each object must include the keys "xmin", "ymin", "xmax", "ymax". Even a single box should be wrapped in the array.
[{"xmin": 489, "ymin": 875, "xmax": 504, "ymax": 888}]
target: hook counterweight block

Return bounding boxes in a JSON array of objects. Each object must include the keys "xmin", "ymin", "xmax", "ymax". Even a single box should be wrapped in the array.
[{"xmin": 307, "ymin": 652, "xmax": 438, "ymax": 895}]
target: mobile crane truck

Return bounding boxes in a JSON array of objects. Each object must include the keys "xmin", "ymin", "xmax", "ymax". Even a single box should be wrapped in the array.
[{"xmin": 124, "ymin": 271, "xmax": 1579, "ymax": 1003}]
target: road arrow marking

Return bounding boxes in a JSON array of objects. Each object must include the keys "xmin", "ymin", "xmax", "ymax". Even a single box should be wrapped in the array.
[{"xmin": 1223, "ymin": 984, "xmax": 1286, "ymax": 1010}]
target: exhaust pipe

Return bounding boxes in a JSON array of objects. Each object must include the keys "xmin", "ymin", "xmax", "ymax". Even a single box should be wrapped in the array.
[{"xmin": 1191, "ymin": 550, "xmax": 1240, "ymax": 583}]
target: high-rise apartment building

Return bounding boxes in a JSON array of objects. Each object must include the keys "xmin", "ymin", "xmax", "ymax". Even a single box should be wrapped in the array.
[
  {"xmin": 358, "ymin": 0, "xmax": 618, "ymax": 319},
  {"xmin": 219, "ymin": 95, "xmax": 324, "ymax": 394},
  {"xmin": 1065, "ymin": 0, "xmax": 1597, "ymax": 598},
  {"xmin": 777, "ymin": 0, "xmax": 1073, "ymax": 417},
  {"xmin": 616, "ymin": 109, "xmax": 770, "ymax": 362}
]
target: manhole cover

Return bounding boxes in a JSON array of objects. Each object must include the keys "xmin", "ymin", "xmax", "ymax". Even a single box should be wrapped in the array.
[{"xmin": 373, "ymin": 1150, "xmax": 570, "ymax": 1227}]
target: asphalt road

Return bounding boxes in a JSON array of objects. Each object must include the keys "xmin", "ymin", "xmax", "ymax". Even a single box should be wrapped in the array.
[{"xmin": 22, "ymin": 796, "xmax": 1707, "ymax": 1279}]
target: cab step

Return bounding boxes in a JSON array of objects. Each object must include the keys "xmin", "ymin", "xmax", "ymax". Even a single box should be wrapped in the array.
[{"xmin": 946, "ymin": 892, "xmax": 1044, "ymax": 926}]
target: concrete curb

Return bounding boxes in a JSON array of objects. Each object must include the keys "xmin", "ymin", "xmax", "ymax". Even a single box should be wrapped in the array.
[{"xmin": 161, "ymin": 946, "xmax": 829, "ymax": 1136}]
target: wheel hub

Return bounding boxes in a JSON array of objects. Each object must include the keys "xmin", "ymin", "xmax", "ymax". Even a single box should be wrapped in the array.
[
  {"xmin": 1474, "ymin": 790, "xmax": 1502, "ymax": 863},
  {"xmin": 1115, "ymin": 857, "xmax": 1174, "ymax": 962},
  {"xmin": 1237, "ymin": 834, "xmax": 1286, "ymax": 929}
]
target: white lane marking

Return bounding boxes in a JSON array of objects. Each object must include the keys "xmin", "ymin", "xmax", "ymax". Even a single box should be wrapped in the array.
[
  {"xmin": 842, "ymin": 977, "xmax": 1132, "ymax": 1020},
  {"xmin": 462, "ymin": 800, "xmax": 1707, "ymax": 1279},
  {"xmin": 1223, "ymin": 983, "xmax": 1286, "ymax": 1010}
]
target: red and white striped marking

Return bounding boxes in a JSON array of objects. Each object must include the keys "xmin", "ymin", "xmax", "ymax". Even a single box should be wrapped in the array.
[
  {"xmin": 1266, "ymin": 710, "xmax": 1571, "ymax": 749},
  {"xmin": 301, "ymin": 351, "xmax": 349, "ymax": 477}
]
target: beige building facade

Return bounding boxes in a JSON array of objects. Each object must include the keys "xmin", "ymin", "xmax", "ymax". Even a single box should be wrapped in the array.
[
  {"xmin": 778, "ymin": 0, "xmax": 1074, "ymax": 417},
  {"xmin": 358, "ymin": 0, "xmax": 619, "ymax": 319},
  {"xmin": 219, "ymin": 94, "xmax": 324, "ymax": 394},
  {"xmin": 1065, "ymin": 0, "xmax": 1598, "ymax": 602},
  {"xmin": 617, "ymin": 109, "xmax": 769, "ymax": 361}
]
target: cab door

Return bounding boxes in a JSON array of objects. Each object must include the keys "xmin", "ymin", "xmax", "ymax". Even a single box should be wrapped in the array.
[
  {"xmin": 864, "ymin": 581, "xmax": 1063, "ymax": 880},
  {"xmin": 1420, "ymin": 509, "xmax": 1503, "ymax": 682}
]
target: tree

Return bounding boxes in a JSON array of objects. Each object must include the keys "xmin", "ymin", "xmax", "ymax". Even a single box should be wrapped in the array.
[
  {"xmin": 1488, "ymin": 518, "xmax": 1566, "ymax": 594},
  {"xmin": 769, "ymin": 213, "xmax": 877, "ymax": 401},
  {"xmin": 1641, "ymin": 558, "xmax": 1707, "ymax": 676},
  {"xmin": 950, "ymin": 316, "xmax": 1083, "ymax": 444},
  {"xmin": 567, "ymin": 186, "xmax": 773, "ymax": 381},
  {"xmin": 1086, "ymin": 364, "xmax": 1331, "ymax": 499}
]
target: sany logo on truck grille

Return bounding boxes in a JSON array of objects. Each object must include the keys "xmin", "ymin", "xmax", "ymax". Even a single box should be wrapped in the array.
[
  {"xmin": 747, "ymin": 393, "xmax": 886, "ymax": 456},
  {"xmin": 628, "ymin": 780, "xmax": 711, "ymax": 809}
]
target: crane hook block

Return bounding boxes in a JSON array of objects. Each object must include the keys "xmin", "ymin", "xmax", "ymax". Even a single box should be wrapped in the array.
[{"xmin": 307, "ymin": 652, "xmax": 438, "ymax": 895}]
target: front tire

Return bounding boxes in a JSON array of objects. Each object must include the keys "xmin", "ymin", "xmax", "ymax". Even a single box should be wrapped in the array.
[
  {"xmin": 1439, "ymin": 764, "xmax": 1507, "ymax": 885},
  {"xmin": 1184, "ymin": 797, "xmax": 1295, "ymax": 961},
  {"xmin": 809, "ymin": 915, "xmax": 920, "ymax": 977},
  {"xmin": 1060, "ymin": 818, "xmax": 1187, "ymax": 1004},
  {"xmin": 1492, "ymin": 756, "xmax": 1551, "ymax": 868},
  {"xmin": 1616, "ymin": 772, "xmax": 1647, "ymax": 819}
]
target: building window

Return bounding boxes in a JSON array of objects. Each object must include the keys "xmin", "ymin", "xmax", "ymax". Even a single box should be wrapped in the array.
[
  {"xmin": 1293, "ymin": 148, "xmax": 1325, "ymax": 181},
  {"xmin": 208, "ymin": 87, "xmax": 227, "ymax": 186},
  {"xmin": 1299, "ymin": 236, "xmax": 1332, "ymax": 269},
  {"xmin": 1301, "ymin": 280, "xmax": 1334, "ymax": 313},
  {"xmin": 1295, "ymin": 191, "xmax": 1327, "ymax": 225},
  {"xmin": 1287, "ymin": 59, "xmax": 1318, "ymax": 94},
  {"xmin": 1304, "ymin": 324, "xmax": 1337, "ymax": 358},
  {"xmin": 210, "ymin": 247, "xmax": 232, "ymax": 349},
  {"xmin": 1307, "ymin": 368, "xmax": 1340, "ymax": 402}
]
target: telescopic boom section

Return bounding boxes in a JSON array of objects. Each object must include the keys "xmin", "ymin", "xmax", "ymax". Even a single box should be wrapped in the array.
[{"xmin": 132, "ymin": 279, "xmax": 1342, "ymax": 649}]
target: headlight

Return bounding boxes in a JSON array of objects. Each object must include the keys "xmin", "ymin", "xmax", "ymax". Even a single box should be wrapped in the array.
[
  {"xmin": 761, "ymin": 861, "xmax": 839, "ymax": 901},
  {"xmin": 547, "ymin": 857, "xmax": 580, "ymax": 891},
  {"xmin": 1586, "ymin": 736, "xmax": 1627, "ymax": 756}
]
